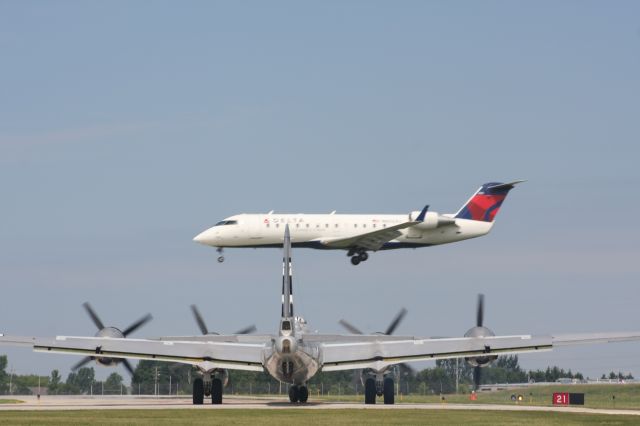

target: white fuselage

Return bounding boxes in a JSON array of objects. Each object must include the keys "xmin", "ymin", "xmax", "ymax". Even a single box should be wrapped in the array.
[{"xmin": 194, "ymin": 213, "xmax": 493, "ymax": 250}]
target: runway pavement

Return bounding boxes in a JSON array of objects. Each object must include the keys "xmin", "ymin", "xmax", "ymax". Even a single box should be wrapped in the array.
[{"xmin": 1, "ymin": 395, "xmax": 640, "ymax": 416}]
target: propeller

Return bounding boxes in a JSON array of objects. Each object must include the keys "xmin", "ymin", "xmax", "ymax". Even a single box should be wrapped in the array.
[
  {"xmin": 339, "ymin": 307, "xmax": 414, "ymax": 375},
  {"xmin": 476, "ymin": 294, "xmax": 484, "ymax": 328},
  {"xmin": 72, "ymin": 302, "xmax": 152, "ymax": 377},
  {"xmin": 190, "ymin": 305, "xmax": 257, "ymax": 335},
  {"xmin": 463, "ymin": 294, "xmax": 496, "ymax": 391}
]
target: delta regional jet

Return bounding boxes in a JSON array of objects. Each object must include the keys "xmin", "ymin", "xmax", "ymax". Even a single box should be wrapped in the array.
[
  {"xmin": 194, "ymin": 181, "xmax": 525, "ymax": 265},
  {"xmin": 2, "ymin": 225, "xmax": 640, "ymax": 405}
]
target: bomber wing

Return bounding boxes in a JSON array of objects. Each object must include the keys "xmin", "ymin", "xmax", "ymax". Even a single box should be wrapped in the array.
[
  {"xmin": 319, "ymin": 331, "xmax": 640, "ymax": 372},
  {"xmin": 0, "ymin": 334, "xmax": 268, "ymax": 372}
]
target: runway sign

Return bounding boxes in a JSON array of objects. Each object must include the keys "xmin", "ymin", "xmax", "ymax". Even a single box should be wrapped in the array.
[{"xmin": 553, "ymin": 392, "xmax": 585, "ymax": 405}]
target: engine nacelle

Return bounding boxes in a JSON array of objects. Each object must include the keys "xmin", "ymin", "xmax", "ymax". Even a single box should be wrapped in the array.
[
  {"xmin": 465, "ymin": 354, "xmax": 498, "ymax": 368},
  {"xmin": 408, "ymin": 211, "xmax": 456, "ymax": 230},
  {"xmin": 275, "ymin": 336, "xmax": 298, "ymax": 355},
  {"xmin": 94, "ymin": 326, "xmax": 125, "ymax": 367},
  {"xmin": 464, "ymin": 325, "xmax": 497, "ymax": 368}
]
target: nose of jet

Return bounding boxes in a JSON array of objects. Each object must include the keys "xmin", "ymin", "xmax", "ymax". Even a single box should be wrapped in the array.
[{"xmin": 193, "ymin": 228, "xmax": 216, "ymax": 246}]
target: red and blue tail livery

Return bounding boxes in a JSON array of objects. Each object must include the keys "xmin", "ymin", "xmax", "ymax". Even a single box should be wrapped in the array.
[{"xmin": 455, "ymin": 181, "xmax": 524, "ymax": 222}]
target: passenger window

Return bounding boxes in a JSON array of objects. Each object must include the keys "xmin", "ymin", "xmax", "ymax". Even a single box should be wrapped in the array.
[
  {"xmin": 306, "ymin": 224, "xmax": 310, "ymax": 228},
  {"xmin": 276, "ymin": 224, "xmax": 280, "ymax": 228},
  {"xmin": 363, "ymin": 224, "xmax": 366, "ymax": 228},
  {"xmin": 354, "ymin": 224, "xmax": 357, "ymax": 228},
  {"xmin": 296, "ymin": 223, "xmax": 299, "ymax": 228},
  {"xmin": 335, "ymin": 224, "xmax": 339, "ymax": 228},
  {"xmin": 325, "ymin": 224, "xmax": 329, "ymax": 228}
]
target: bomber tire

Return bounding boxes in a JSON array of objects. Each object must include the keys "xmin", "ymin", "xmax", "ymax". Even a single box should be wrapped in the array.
[{"xmin": 193, "ymin": 378, "xmax": 204, "ymax": 405}]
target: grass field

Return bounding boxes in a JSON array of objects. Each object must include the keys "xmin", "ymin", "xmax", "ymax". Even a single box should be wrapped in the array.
[
  {"xmin": 0, "ymin": 399, "xmax": 23, "ymax": 404},
  {"xmin": 304, "ymin": 383, "xmax": 640, "ymax": 409},
  {"xmin": 0, "ymin": 409, "xmax": 638, "ymax": 425}
]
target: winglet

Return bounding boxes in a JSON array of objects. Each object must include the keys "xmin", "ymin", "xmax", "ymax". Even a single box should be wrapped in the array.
[{"xmin": 416, "ymin": 205, "xmax": 429, "ymax": 222}]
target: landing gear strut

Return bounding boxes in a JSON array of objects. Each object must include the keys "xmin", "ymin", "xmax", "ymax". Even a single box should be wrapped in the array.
[
  {"xmin": 288, "ymin": 384, "xmax": 309, "ymax": 403},
  {"xmin": 216, "ymin": 247, "xmax": 224, "ymax": 263},
  {"xmin": 348, "ymin": 249, "xmax": 369, "ymax": 266}
]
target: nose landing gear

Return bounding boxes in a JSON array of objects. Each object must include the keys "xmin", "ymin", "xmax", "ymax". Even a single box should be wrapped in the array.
[
  {"xmin": 216, "ymin": 247, "xmax": 225, "ymax": 263},
  {"xmin": 348, "ymin": 249, "xmax": 369, "ymax": 266}
]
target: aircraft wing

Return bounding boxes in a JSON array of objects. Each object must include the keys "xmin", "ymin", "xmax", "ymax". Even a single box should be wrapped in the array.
[
  {"xmin": 0, "ymin": 334, "xmax": 267, "ymax": 372},
  {"xmin": 317, "ymin": 222, "xmax": 418, "ymax": 251},
  {"xmin": 319, "ymin": 331, "xmax": 640, "ymax": 372}
]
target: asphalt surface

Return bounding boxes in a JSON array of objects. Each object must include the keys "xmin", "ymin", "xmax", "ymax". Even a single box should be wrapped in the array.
[{"xmin": 1, "ymin": 395, "xmax": 640, "ymax": 415}]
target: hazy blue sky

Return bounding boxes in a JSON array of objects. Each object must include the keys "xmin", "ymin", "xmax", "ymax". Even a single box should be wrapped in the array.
[{"xmin": 1, "ymin": 1, "xmax": 639, "ymax": 381}]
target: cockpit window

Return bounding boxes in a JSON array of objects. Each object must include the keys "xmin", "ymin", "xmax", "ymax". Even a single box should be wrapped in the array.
[{"xmin": 214, "ymin": 220, "xmax": 238, "ymax": 226}]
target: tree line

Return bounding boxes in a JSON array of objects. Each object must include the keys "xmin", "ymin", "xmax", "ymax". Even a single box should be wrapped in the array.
[{"xmin": 0, "ymin": 354, "xmax": 634, "ymax": 395}]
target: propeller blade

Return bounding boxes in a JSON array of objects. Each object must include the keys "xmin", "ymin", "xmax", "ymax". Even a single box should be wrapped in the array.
[
  {"xmin": 385, "ymin": 307, "xmax": 407, "ymax": 335},
  {"xmin": 234, "ymin": 325, "xmax": 257, "ymax": 335},
  {"xmin": 122, "ymin": 313, "xmax": 153, "ymax": 337},
  {"xmin": 339, "ymin": 319, "xmax": 364, "ymax": 335},
  {"xmin": 122, "ymin": 359, "xmax": 135, "ymax": 377},
  {"xmin": 83, "ymin": 302, "xmax": 105, "ymax": 331},
  {"xmin": 474, "ymin": 366, "xmax": 482, "ymax": 390},
  {"xmin": 476, "ymin": 294, "xmax": 484, "ymax": 327},
  {"xmin": 191, "ymin": 305, "xmax": 209, "ymax": 335},
  {"xmin": 71, "ymin": 356, "xmax": 93, "ymax": 371}
]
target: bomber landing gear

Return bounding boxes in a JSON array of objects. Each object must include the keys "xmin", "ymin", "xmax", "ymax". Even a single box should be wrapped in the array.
[
  {"xmin": 216, "ymin": 247, "xmax": 225, "ymax": 263},
  {"xmin": 364, "ymin": 377, "xmax": 376, "ymax": 404},
  {"xmin": 348, "ymin": 249, "xmax": 369, "ymax": 266},
  {"xmin": 383, "ymin": 377, "xmax": 394, "ymax": 405},
  {"xmin": 363, "ymin": 376, "xmax": 395, "ymax": 405},
  {"xmin": 288, "ymin": 384, "xmax": 309, "ymax": 403},
  {"xmin": 193, "ymin": 375, "xmax": 224, "ymax": 405},
  {"xmin": 211, "ymin": 378, "xmax": 223, "ymax": 404},
  {"xmin": 193, "ymin": 378, "xmax": 204, "ymax": 405}
]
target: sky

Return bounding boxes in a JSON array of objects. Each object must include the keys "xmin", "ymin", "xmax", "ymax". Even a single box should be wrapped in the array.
[{"xmin": 1, "ymin": 1, "xmax": 639, "ymax": 382}]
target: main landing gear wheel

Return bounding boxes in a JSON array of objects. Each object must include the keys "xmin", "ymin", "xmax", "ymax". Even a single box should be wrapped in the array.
[
  {"xmin": 193, "ymin": 378, "xmax": 204, "ymax": 405},
  {"xmin": 349, "ymin": 250, "xmax": 369, "ymax": 266},
  {"xmin": 364, "ymin": 378, "xmax": 376, "ymax": 404},
  {"xmin": 383, "ymin": 377, "xmax": 395, "ymax": 405},
  {"xmin": 211, "ymin": 378, "xmax": 223, "ymax": 404},
  {"xmin": 288, "ymin": 385, "xmax": 308, "ymax": 403},
  {"xmin": 299, "ymin": 385, "xmax": 309, "ymax": 403},
  {"xmin": 288, "ymin": 385, "xmax": 299, "ymax": 403}
]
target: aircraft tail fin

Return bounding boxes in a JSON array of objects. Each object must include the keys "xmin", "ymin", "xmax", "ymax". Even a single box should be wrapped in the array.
[
  {"xmin": 454, "ymin": 180, "xmax": 524, "ymax": 222},
  {"xmin": 281, "ymin": 225, "xmax": 294, "ymax": 318}
]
